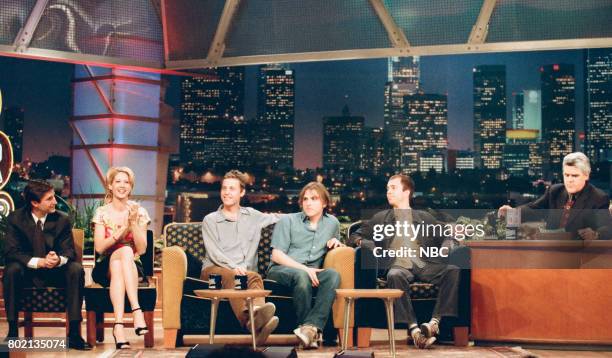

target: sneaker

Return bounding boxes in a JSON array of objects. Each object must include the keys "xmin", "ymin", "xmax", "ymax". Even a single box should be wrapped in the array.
[
  {"xmin": 410, "ymin": 329, "xmax": 436, "ymax": 349},
  {"xmin": 420, "ymin": 321, "xmax": 440, "ymax": 338},
  {"xmin": 247, "ymin": 302, "xmax": 276, "ymax": 332},
  {"xmin": 309, "ymin": 330, "xmax": 322, "ymax": 349},
  {"xmin": 255, "ymin": 316, "xmax": 279, "ymax": 345},
  {"xmin": 293, "ymin": 324, "xmax": 318, "ymax": 349}
]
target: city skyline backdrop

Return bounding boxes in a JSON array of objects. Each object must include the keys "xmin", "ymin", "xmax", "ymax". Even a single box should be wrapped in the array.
[{"xmin": 0, "ymin": 49, "xmax": 590, "ymax": 169}]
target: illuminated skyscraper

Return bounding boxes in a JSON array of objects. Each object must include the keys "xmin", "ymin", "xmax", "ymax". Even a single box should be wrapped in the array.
[
  {"xmin": 383, "ymin": 57, "xmax": 420, "ymax": 169},
  {"xmin": 511, "ymin": 92, "xmax": 524, "ymax": 129},
  {"xmin": 402, "ymin": 92, "xmax": 448, "ymax": 173},
  {"xmin": 179, "ymin": 67, "xmax": 245, "ymax": 166},
  {"xmin": 362, "ymin": 127, "xmax": 385, "ymax": 175},
  {"xmin": 585, "ymin": 48, "xmax": 612, "ymax": 163},
  {"xmin": 419, "ymin": 149, "xmax": 446, "ymax": 173},
  {"xmin": 522, "ymin": 89, "xmax": 542, "ymax": 138},
  {"xmin": 202, "ymin": 116, "xmax": 249, "ymax": 169},
  {"xmin": 541, "ymin": 64, "xmax": 575, "ymax": 178},
  {"xmin": 455, "ymin": 151, "xmax": 476, "ymax": 171},
  {"xmin": 504, "ymin": 129, "xmax": 542, "ymax": 178},
  {"xmin": 323, "ymin": 105, "xmax": 364, "ymax": 172},
  {"xmin": 473, "ymin": 65, "xmax": 506, "ymax": 170},
  {"xmin": 255, "ymin": 64, "xmax": 295, "ymax": 169}
]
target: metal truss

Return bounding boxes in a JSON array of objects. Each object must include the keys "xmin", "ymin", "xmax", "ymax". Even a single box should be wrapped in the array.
[
  {"xmin": 12, "ymin": 0, "xmax": 50, "ymax": 53},
  {"xmin": 468, "ymin": 0, "xmax": 497, "ymax": 45},
  {"xmin": 1, "ymin": 0, "xmax": 612, "ymax": 71}
]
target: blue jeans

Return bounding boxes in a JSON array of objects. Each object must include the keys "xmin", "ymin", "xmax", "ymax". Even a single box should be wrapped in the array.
[{"xmin": 267, "ymin": 265, "xmax": 340, "ymax": 330}]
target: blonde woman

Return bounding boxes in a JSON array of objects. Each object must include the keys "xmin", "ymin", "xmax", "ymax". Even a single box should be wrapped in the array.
[{"xmin": 91, "ymin": 167, "xmax": 150, "ymax": 349}]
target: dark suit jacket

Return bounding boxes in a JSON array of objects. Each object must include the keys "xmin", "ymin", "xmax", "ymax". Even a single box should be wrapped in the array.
[
  {"xmin": 351, "ymin": 208, "xmax": 451, "ymax": 270},
  {"xmin": 520, "ymin": 182, "xmax": 611, "ymax": 240},
  {"xmin": 4, "ymin": 207, "xmax": 76, "ymax": 266}
]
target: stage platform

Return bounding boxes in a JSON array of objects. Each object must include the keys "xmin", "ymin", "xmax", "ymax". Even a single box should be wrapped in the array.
[{"xmin": 1, "ymin": 321, "xmax": 609, "ymax": 357}]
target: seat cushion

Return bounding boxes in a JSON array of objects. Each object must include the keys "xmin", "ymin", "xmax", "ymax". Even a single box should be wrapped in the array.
[
  {"xmin": 20, "ymin": 288, "xmax": 66, "ymax": 312},
  {"xmin": 377, "ymin": 279, "xmax": 439, "ymax": 299},
  {"xmin": 84, "ymin": 284, "xmax": 157, "ymax": 312}
]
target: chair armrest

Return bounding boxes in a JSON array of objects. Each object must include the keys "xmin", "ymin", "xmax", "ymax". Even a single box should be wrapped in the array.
[
  {"xmin": 323, "ymin": 246, "xmax": 355, "ymax": 329},
  {"xmin": 354, "ymin": 246, "xmax": 379, "ymax": 289},
  {"xmin": 184, "ymin": 276, "xmax": 210, "ymax": 294},
  {"xmin": 162, "ymin": 246, "xmax": 187, "ymax": 330}
]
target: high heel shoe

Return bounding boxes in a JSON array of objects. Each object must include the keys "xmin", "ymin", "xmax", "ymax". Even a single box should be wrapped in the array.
[
  {"xmin": 132, "ymin": 307, "xmax": 149, "ymax": 336},
  {"xmin": 112, "ymin": 323, "xmax": 130, "ymax": 349}
]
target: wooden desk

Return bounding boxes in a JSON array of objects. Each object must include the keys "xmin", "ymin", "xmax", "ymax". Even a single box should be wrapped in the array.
[{"xmin": 467, "ymin": 240, "xmax": 612, "ymax": 345}]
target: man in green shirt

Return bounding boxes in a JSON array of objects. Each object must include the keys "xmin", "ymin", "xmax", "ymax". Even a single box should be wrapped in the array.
[{"xmin": 268, "ymin": 182, "xmax": 343, "ymax": 349}]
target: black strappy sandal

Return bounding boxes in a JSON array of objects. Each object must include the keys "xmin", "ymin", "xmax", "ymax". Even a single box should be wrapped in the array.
[
  {"xmin": 132, "ymin": 307, "xmax": 149, "ymax": 336},
  {"xmin": 112, "ymin": 323, "xmax": 130, "ymax": 349}
]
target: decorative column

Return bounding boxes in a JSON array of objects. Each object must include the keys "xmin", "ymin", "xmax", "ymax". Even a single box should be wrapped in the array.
[{"xmin": 70, "ymin": 65, "xmax": 171, "ymax": 238}]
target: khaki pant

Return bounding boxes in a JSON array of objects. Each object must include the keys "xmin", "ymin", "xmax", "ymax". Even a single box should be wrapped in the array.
[{"xmin": 200, "ymin": 265, "xmax": 265, "ymax": 327}]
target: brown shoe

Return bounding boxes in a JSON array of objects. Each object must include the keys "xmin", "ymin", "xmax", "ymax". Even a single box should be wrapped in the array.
[
  {"xmin": 255, "ymin": 316, "xmax": 279, "ymax": 345},
  {"xmin": 247, "ymin": 302, "xmax": 276, "ymax": 332},
  {"xmin": 410, "ymin": 329, "xmax": 436, "ymax": 349},
  {"xmin": 420, "ymin": 321, "xmax": 440, "ymax": 338}
]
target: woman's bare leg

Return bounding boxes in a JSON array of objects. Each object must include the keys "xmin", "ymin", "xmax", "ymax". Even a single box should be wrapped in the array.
[
  {"xmin": 109, "ymin": 250, "xmax": 127, "ymax": 342},
  {"xmin": 118, "ymin": 247, "xmax": 146, "ymax": 329}
]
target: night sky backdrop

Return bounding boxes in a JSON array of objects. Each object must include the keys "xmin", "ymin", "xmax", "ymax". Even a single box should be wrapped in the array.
[{"xmin": 0, "ymin": 49, "xmax": 585, "ymax": 168}]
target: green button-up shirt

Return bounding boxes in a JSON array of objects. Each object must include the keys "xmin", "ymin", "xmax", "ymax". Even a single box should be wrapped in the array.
[{"xmin": 270, "ymin": 212, "xmax": 340, "ymax": 268}]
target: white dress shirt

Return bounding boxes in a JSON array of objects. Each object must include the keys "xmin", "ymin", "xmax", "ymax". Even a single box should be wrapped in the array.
[{"xmin": 27, "ymin": 213, "xmax": 69, "ymax": 269}]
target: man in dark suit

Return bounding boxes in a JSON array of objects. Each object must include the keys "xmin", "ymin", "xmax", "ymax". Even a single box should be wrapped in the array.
[
  {"xmin": 3, "ymin": 180, "xmax": 91, "ymax": 350},
  {"xmin": 351, "ymin": 174, "xmax": 460, "ymax": 349},
  {"xmin": 499, "ymin": 152, "xmax": 611, "ymax": 240}
]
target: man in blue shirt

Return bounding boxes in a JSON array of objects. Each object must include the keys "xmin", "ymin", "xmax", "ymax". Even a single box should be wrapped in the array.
[{"xmin": 268, "ymin": 182, "xmax": 343, "ymax": 349}]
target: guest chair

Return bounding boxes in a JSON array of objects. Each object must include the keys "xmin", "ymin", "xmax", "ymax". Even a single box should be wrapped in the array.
[
  {"xmin": 84, "ymin": 230, "xmax": 157, "ymax": 347},
  {"xmin": 19, "ymin": 229, "xmax": 85, "ymax": 337}
]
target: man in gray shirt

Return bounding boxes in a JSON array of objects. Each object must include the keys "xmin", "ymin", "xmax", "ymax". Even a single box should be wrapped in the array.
[
  {"xmin": 200, "ymin": 170, "xmax": 280, "ymax": 344},
  {"xmin": 268, "ymin": 182, "xmax": 343, "ymax": 349}
]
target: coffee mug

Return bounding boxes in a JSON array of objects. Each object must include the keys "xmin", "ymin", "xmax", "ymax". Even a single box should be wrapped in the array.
[
  {"xmin": 208, "ymin": 274, "xmax": 222, "ymax": 290},
  {"xmin": 234, "ymin": 274, "xmax": 248, "ymax": 290}
]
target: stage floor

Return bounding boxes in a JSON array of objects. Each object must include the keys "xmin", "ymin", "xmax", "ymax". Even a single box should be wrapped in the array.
[{"xmin": 1, "ymin": 321, "xmax": 611, "ymax": 357}]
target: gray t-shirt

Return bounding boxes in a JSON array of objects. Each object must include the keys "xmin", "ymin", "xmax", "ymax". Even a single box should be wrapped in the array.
[{"xmin": 390, "ymin": 209, "xmax": 424, "ymax": 269}]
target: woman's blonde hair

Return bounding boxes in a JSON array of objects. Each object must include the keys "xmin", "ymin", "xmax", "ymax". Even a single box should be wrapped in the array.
[{"xmin": 104, "ymin": 166, "xmax": 136, "ymax": 203}]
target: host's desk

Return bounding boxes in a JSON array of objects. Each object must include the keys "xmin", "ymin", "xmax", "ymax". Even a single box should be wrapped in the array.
[{"xmin": 466, "ymin": 239, "xmax": 612, "ymax": 345}]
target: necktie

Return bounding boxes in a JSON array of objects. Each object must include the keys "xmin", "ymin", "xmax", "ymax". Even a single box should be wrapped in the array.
[
  {"xmin": 559, "ymin": 195, "xmax": 575, "ymax": 229},
  {"xmin": 33, "ymin": 219, "xmax": 46, "ymax": 257}
]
